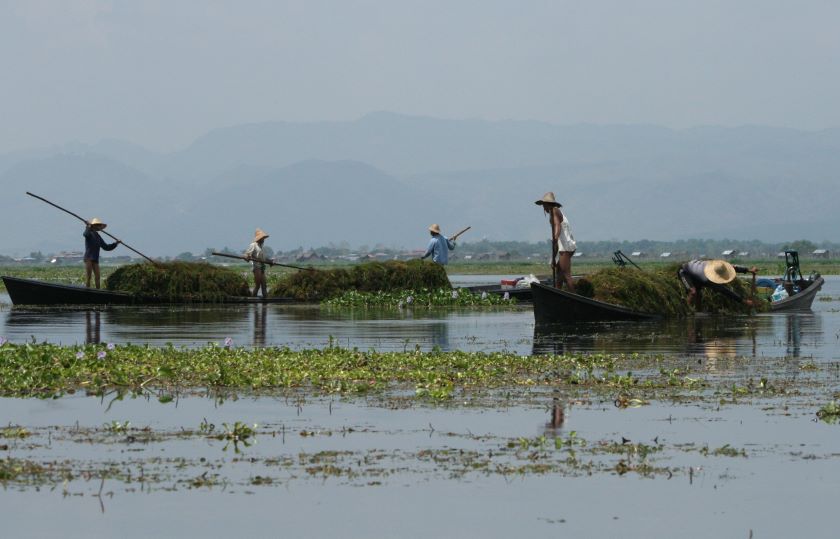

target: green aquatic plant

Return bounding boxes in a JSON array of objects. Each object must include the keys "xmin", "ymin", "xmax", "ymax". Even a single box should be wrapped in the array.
[
  {"xmin": 106, "ymin": 262, "xmax": 249, "ymax": 302},
  {"xmin": 816, "ymin": 401, "xmax": 840, "ymax": 423},
  {"xmin": 217, "ymin": 421, "xmax": 258, "ymax": 453},
  {"xmin": 323, "ymin": 288, "xmax": 517, "ymax": 307},
  {"xmin": 270, "ymin": 260, "xmax": 450, "ymax": 301}
]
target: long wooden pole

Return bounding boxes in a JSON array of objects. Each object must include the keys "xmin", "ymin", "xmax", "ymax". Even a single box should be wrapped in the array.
[
  {"xmin": 26, "ymin": 191, "xmax": 158, "ymax": 265},
  {"xmin": 449, "ymin": 226, "xmax": 471, "ymax": 241},
  {"xmin": 211, "ymin": 252, "xmax": 314, "ymax": 271}
]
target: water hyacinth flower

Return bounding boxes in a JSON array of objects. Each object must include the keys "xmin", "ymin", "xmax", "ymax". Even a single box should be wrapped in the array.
[
  {"xmin": 0, "ymin": 336, "xmax": 7, "ymax": 346},
  {"xmin": 503, "ymin": 292, "xmax": 510, "ymax": 301},
  {"xmin": 97, "ymin": 351, "xmax": 107, "ymax": 360},
  {"xmin": 451, "ymin": 290, "xmax": 459, "ymax": 300},
  {"xmin": 224, "ymin": 337, "xmax": 234, "ymax": 347},
  {"xmin": 481, "ymin": 291, "xmax": 488, "ymax": 300},
  {"xmin": 406, "ymin": 296, "xmax": 414, "ymax": 305},
  {"xmin": 106, "ymin": 342, "xmax": 116, "ymax": 350},
  {"xmin": 76, "ymin": 351, "xmax": 85, "ymax": 359}
]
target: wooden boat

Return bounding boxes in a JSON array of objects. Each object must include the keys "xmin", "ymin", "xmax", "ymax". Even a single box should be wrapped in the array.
[
  {"xmin": 1, "ymin": 276, "xmax": 298, "ymax": 305},
  {"xmin": 531, "ymin": 282, "xmax": 660, "ymax": 323},
  {"xmin": 532, "ymin": 275, "xmax": 824, "ymax": 323},
  {"xmin": 769, "ymin": 276, "xmax": 824, "ymax": 312},
  {"xmin": 463, "ymin": 283, "xmax": 539, "ymax": 302}
]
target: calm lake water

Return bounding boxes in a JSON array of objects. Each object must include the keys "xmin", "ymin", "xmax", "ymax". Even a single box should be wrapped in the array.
[
  {"xmin": 1, "ymin": 275, "xmax": 839, "ymax": 538},
  {"xmin": 1, "ymin": 275, "xmax": 838, "ymax": 361}
]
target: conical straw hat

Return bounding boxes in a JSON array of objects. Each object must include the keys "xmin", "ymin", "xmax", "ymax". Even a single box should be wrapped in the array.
[
  {"xmin": 535, "ymin": 192, "xmax": 562, "ymax": 207},
  {"xmin": 428, "ymin": 223, "xmax": 441, "ymax": 234},
  {"xmin": 88, "ymin": 217, "xmax": 107, "ymax": 230},
  {"xmin": 704, "ymin": 260, "xmax": 737, "ymax": 284},
  {"xmin": 253, "ymin": 228, "xmax": 269, "ymax": 242}
]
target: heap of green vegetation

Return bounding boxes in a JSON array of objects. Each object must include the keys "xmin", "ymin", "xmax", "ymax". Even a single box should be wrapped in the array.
[
  {"xmin": 323, "ymin": 287, "xmax": 516, "ymax": 307},
  {"xmin": 271, "ymin": 260, "xmax": 450, "ymax": 301},
  {"xmin": 575, "ymin": 265, "xmax": 766, "ymax": 316},
  {"xmin": 106, "ymin": 262, "xmax": 249, "ymax": 302}
]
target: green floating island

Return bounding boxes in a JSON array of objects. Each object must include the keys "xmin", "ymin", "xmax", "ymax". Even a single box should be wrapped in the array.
[{"xmin": 107, "ymin": 262, "xmax": 250, "ymax": 302}]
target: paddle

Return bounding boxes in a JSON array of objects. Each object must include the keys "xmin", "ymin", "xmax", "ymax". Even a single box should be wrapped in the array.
[
  {"xmin": 26, "ymin": 192, "xmax": 158, "ymax": 265},
  {"xmin": 448, "ymin": 226, "xmax": 471, "ymax": 242},
  {"xmin": 211, "ymin": 252, "xmax": 314, "ymax": 271}
]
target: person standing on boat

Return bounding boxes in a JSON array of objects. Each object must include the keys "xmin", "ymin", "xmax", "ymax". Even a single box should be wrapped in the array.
[
  {"xmin": 678, "ymin": 259, "xmax": 757, "ymax": 310},
  {"xmin": 536, "ymin": 192, "xmax": 576, "ymax": 292},
  {"xmin": 83, "ymin": 218, "xmax": 120, "ymax": 289},
  {"xmin": 420, "ymin": 224, "xmax": 456, "ymax": 265},
  {"xmin": 245, "ymin": 228, "xmax": 270, "ymax": 298}
]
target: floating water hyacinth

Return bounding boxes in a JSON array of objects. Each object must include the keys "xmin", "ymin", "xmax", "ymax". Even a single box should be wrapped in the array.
[
  {"xmin": 97, "ymin": 351, "xmax": 107, "ymax": 360},
  {"xmin": 224, "ymin": 337, "xmax": 233, "ymax": 347},
  {"xmin": 75, "ymin": 351, "xmax": 85, "ymax": 359}
]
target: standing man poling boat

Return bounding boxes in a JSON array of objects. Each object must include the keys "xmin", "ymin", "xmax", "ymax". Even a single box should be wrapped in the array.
[
  {"xmin": 83, "ymin": 218, "xmax": 120, "ymax": 289},
  {"xmin": 245, "ymin": 228, "xmax": 270, "ymax": 298},
  {"xmin": 420, "ymin": 224, "xmax": 456, "ymax": 265},
  {"xmin": 536, "ymin": 192, "xmax": 576, "ymax": 292}
]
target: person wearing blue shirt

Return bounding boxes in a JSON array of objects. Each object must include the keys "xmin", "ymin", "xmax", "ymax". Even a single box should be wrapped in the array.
[
  {"xmin": 83, "ymin": 217, "xmax": 120, "ymax": 289},
  {"xmin": 421, "ymin": 224, "xmax": 455, "ymax": 265}
]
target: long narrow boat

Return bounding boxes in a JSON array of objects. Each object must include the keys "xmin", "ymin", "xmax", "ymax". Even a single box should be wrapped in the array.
[
  {"xmin": 531, "ymin": 282, "xmax": 660, "ymax": 323},
  {"xmin": 532, "ymin": 275, "xmax": 825, "ymax": 323},
  {"xmin": 1, "ymin": 276, "xmax": 297, "ymax": 305}
]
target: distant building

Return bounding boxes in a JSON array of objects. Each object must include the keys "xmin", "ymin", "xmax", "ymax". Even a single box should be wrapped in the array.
[
  {"xmin": 630, "ymin": 251, "xmax": 645, "ymax": 257},
  {"xmin": 738, "ymin": 251, "xmax": 750, "ymax": 257},
  {"xmin": 660, "ymin": 252, "xmax": 672, "ymax": 258},
  {"xmin": 573, "ymin": 252, "xmax": 583, "ymax": 258},
  {"xmin": 296, "ymin": 251, "xmax": 324, "ymax": 262},
  {"xmin": 721, "ymin": 249, "xmax": 736, "ymax": 258},
  {"xmin": 813, "ymin": 249, "xmax": 830, "ymax": 258}
]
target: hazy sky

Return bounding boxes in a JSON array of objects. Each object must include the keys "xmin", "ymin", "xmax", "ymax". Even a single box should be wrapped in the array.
[{"xmin": 2, "ymin": 0, "xmax": 839, "ymax": 152}]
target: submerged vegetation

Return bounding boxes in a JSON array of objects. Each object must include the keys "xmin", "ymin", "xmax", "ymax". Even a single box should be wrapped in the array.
[
  {"xmin": 106, "ymin": 262, "xmax": 249, "ymax": 302},
  {"xmin": 575, "ymin": 265, "xmax": 767, "ymax": 316},
  {"xmin": 271, "ymin": 260, "xmax": 450, "ymax": 301}
]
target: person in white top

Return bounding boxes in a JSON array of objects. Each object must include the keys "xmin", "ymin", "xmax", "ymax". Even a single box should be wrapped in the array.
[
  {"xmin": 536, "ymin": 192, "xmax": 576, "ymax": 292},
  {"xmin": 245, "ymin": 228, "xmax": 270, "ymax": 298}
]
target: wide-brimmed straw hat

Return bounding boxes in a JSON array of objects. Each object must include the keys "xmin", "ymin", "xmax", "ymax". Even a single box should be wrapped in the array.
[
  {"xmin": 428, "ymin": 223, "xmax": 441, "ymax": 234},
  {"xmin": 88, "ymin": 217, "xmax": 107, "ymax": 230},
  {"xmin": 704, "ymin": 260, "xmax": 737, "ymax": 284},
  {"xmin": 253, "ymin": 228, "xmax": 269, "ymax": 242},
  {"xmin": 535, "ymin": 192, "xmax": 562, "ymax": 207}
]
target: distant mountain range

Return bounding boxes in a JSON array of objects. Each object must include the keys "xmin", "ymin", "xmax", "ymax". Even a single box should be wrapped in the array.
[{"xmin": 1, "ymin": 112, "xmax": 838, "ymax": 256}]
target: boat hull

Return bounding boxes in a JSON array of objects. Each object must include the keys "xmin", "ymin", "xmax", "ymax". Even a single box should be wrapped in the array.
[
  {"xmin": 769, "ymin": 277, "xmax": 824, "ymax": 312},
  {"xmin": 531, "ymin": 282, "xmax": 660, "ymax": 323},
  {"xmin": 1, "ymin": 276, "xmax": 298, "ymax": 305}
]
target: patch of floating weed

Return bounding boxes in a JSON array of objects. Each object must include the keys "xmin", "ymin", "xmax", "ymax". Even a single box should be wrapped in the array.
[
  {"xmin": 816, "ymin": 401, "xmax": 840, "ymax": 423},
  {"xmin": 216, "ymin": 421, "xmax": 258, "ymax": 453},
  {"xmin": 324, "ymin": 287, "xmax": 517, "ymax": 307},
  {"xmin": 1, "ymin": 425, "xmax": 31, "ymax": 439}
]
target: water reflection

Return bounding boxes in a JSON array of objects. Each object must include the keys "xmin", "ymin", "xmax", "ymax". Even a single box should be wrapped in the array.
[
  {"xmin": 85, "ymin": 310, "xmax": 101, "ymax": 345},
  {"xmin": 532, "ymin": 311, "xmax": 824, "ymax": 360}
]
